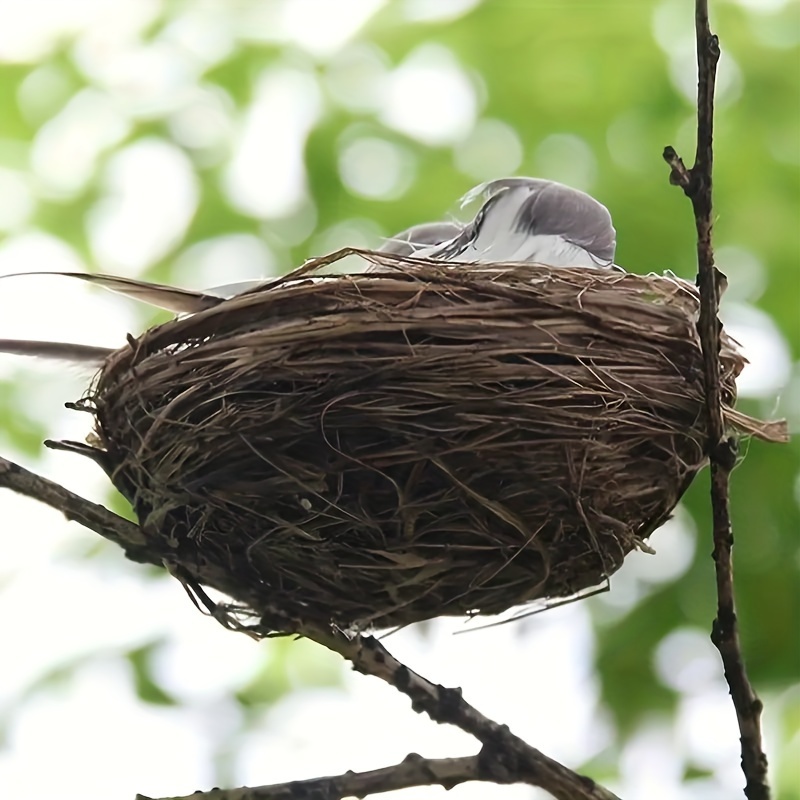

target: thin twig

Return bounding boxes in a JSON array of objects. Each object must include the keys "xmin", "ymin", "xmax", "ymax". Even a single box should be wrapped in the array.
[
  {"xmin": 662, "ymin": 1, "xmax": 770, "ymax": 798},
  {"xmin": 0, "ymin": 454, "xmax": 621, "ymax": 800},
  {"xmin": 135, "ymin": 755, "xmax": 482, "ymax": 800}
]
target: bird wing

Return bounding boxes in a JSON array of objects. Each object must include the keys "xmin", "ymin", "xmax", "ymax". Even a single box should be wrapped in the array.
[{"xmin": 378, "ymin": 221, "xmax": 464, "ymax": 257}]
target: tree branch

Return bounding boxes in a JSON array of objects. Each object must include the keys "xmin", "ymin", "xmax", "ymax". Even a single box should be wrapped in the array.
[
  {"xmin": 290, "ymin": 630, "xmax": 622, "ymax": 800},
  {"xmin": 0, "ymin": 456, "xmax": 147, "ymax": 553},
  {"xmin": 136, "ymin": 755, "xmax": 482, "ymax": 800},
  {"xmin": 662, "ymin": 2, "xmax": 770, "ymax": 798},
  {"xmin": 0, "ymin": 454, "xmax": 621, "ymax": 800}
]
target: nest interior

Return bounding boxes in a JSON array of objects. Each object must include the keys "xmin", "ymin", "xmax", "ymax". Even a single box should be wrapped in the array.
[{"xmin": 79, "ymin": 252, "xmax": 766, "ymax": 633}]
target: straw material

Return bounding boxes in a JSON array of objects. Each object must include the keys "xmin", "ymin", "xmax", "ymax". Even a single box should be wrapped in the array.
[{"xmin": 78, "ymin": 250, "xmax": 783, "ymax": 633}]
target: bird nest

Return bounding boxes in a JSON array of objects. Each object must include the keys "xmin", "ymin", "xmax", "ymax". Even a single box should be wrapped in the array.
[{"xmin": 71, "ymin": 249, "xmax": 782, "ymax": 634}]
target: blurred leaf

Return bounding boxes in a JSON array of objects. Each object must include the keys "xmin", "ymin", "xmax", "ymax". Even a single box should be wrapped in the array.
[
  {"xmin": 236, "ymin": 636, "xmax": 343, "ymax": 709},
  {"xmin": 0, "ymin": 380, "xmax": 50, "ymax": 457},
  {"xmin": 594, "ymin": 586, "xmax": 682, "ymax": 733},
  {"xmin": 683, "ymin": 765, "xmax": 715, "ymax": 781},
  {"xmin": 235, "ymin": 645, "xmax": 293, "ymax": 708},
  {"xmin": 127, "ymin": 641, "xmax": 178, "ymax": 706}
]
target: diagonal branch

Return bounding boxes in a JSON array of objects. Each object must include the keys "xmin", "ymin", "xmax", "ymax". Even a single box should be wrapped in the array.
[
  {"xmin": 292, "ymin": 630, "xmax": 622, "ymax": 800},
  {"xmin": 0, "ymin": 456, "xmax": 147, "ymax": 553},
  {"xmin": 0, "ymin": 453, "xmax": 621, "ymax": 800},
  {"xmin": 135, "ymin": 755, "xmax": 483, "ymax": 800},
  {"xmin": 662, "ymin": 2, "xmax": 770, "ymax": 798}
]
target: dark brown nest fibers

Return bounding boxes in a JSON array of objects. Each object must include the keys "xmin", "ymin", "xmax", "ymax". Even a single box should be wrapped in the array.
[{"xmin": 73, "ymin": 249, "xmax": 783, "ymax": 634}]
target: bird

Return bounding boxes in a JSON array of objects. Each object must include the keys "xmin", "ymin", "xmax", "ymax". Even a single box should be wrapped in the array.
[
  {"xmin": 0, "ymin": 177, "xmax": 616, "ymax": 364},
  {"xmin": 379, "ymin": 178, "xmax": 615, "ymax": 267},
  {"xmin": 420, "ymin": 177, "xmax": 616, "ymax": 267}
]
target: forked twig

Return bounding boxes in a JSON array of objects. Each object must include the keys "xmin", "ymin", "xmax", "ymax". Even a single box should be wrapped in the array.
[{"xmin": 663, "ymin": 1, "xmax": 770, "ymax": 797}]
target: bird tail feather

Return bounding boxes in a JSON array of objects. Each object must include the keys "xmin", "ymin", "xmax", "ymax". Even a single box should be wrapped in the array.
[
  {"xmin": 0, "ymin": 338, "xmax": 112, "ymax": 364},
  {"xmin": 0, "ymin": 271, "xmax": 224, "ymax": 314}
]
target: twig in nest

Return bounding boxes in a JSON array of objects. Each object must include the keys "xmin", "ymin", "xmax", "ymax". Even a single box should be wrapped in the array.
[
  {"xmin": 662, "ymin": 1, "xmax": 770, "ymax": 798},
  {"xmin": 0, "ymin": 457, "xmax": 622, "ymax": 799}
]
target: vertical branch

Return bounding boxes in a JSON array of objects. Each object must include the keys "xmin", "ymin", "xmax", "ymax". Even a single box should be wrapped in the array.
[{"xmin": 663, "ymin": 2, "xmax": 770, "ymax": 799}]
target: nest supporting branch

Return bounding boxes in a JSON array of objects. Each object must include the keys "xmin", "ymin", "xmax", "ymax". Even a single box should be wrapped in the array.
[
  {"xmin": 0, "ymin": 456, "xmax": 622, "ymax": 800},
  {"xmin": 663, "ymin": 1, "xmax": 770, "ymax": 798},
  {"xmin": 0, "ymin": 456, "xmax": 146, "ymax": 553}
]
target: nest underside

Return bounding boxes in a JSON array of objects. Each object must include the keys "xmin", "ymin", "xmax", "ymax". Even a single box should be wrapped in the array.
[{"xmin": 76, "ymin": 254, "xmax": 765, "ymax": 632}]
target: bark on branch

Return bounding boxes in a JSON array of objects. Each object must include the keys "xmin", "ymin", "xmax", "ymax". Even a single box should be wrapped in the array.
[
  {"xmin": 134, "ymin": 755, "xmax": 483, "ymax": 800},
  {"xmin": 662, "ymin": 2, "xmax": 770, "ymax": 798},
  {"xmin": 134, "ymin": 749, "xmax": 615, "ymax": 800}
]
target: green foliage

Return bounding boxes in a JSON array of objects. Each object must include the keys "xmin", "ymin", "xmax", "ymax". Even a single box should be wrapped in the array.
[
  {"xmin": 236, "ymin": 637, "xmax": 343, "ymax": 711},
  {"xmin": 0, "ymin": 379, "xmax": 48, "ymax": 458}
]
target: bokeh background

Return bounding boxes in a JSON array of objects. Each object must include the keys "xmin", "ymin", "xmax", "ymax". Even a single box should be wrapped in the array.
[{"xmin": 0, "ymin": 1, "xmax": 798, "ymax": 799}]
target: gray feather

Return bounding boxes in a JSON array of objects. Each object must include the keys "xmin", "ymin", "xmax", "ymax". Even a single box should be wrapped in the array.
[{"xmin": 509, "ymin": 180, "xmax": 616, "ymax": 263}]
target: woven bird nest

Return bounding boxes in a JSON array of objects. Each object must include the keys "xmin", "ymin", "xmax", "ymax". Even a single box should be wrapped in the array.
[{"xmin": 72, "ymin": 250, "xmax": 780, "ymax": 634}]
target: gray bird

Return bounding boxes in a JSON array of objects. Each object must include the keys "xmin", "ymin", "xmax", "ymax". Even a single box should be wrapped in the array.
[
  {"xmin": 416, "ymin": 177, "xmax": 616, "ymax": 267},
  {"xmin": 0, "ymin": 177, "xmax": 616, "ymax": 364},
  {"xmin": 378, "ymin": 178, "xmax": 615, "ymax": 267}
]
